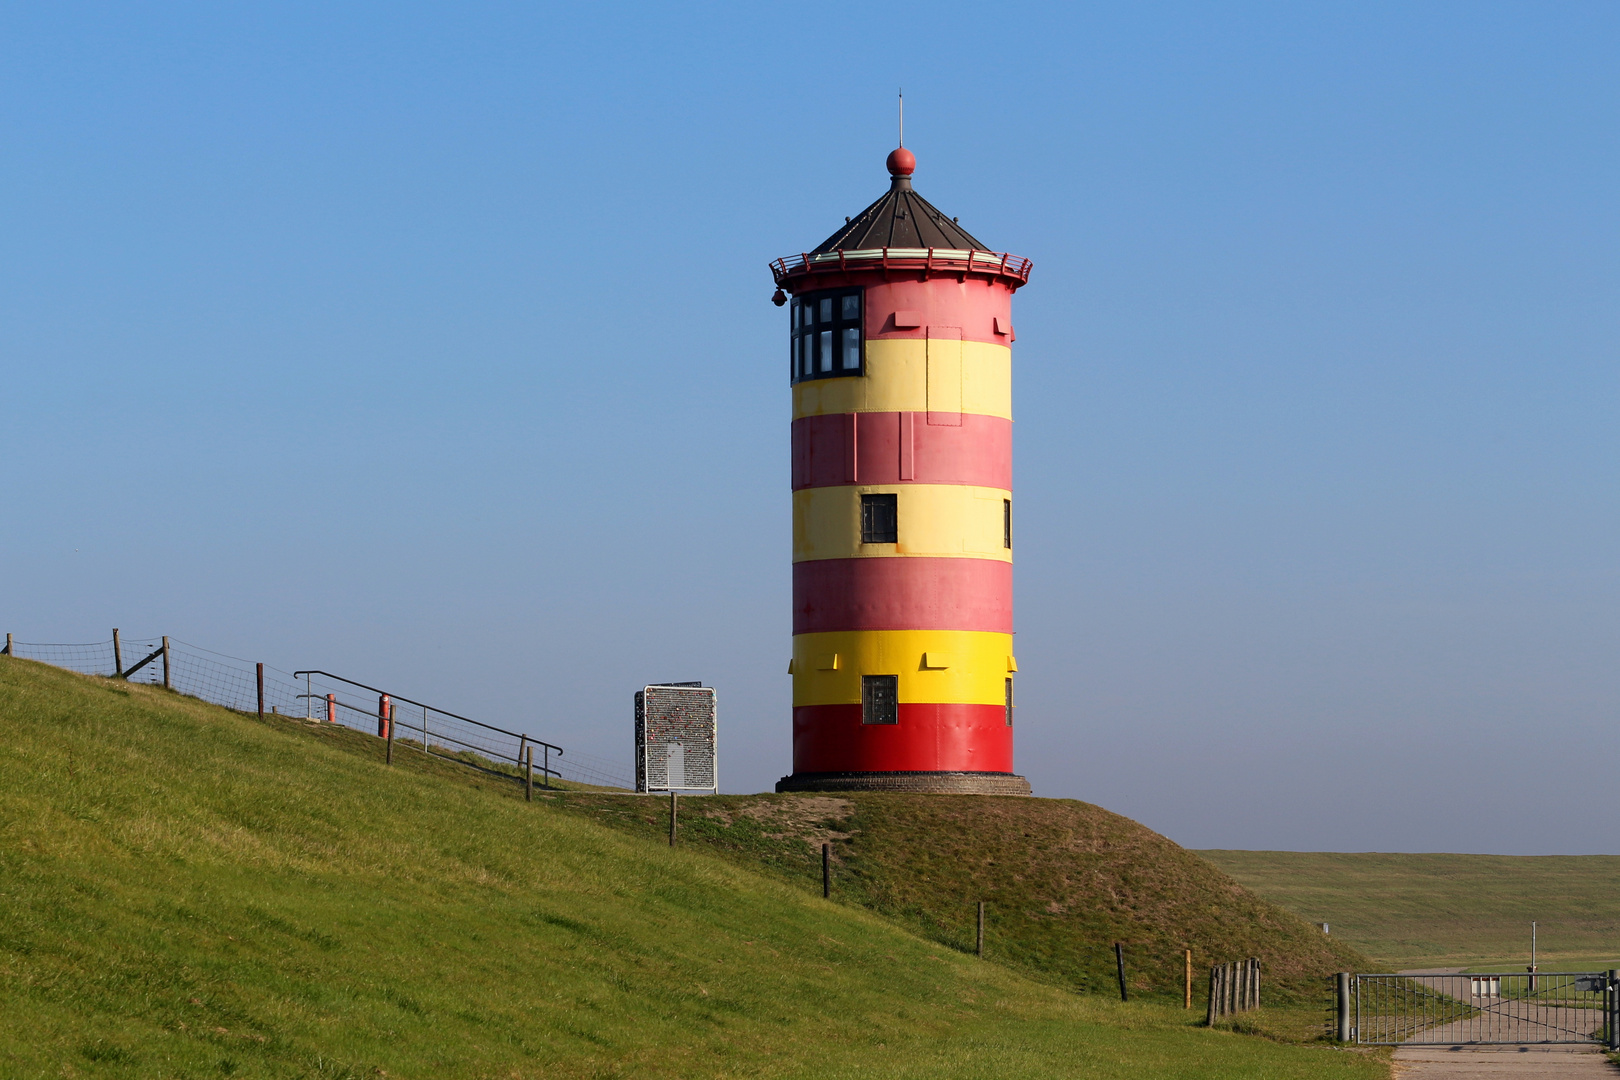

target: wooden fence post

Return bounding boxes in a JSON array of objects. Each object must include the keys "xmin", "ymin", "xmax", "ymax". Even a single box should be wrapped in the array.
[
  {"xmin": 1207, "ymin": 965, "xmax": 1219, "ymax": 1025},
  {"xmin": 822, "ymin": 842, "xmax": 831, "ymax": 898},
  {"xmin": 113, "ymin": 629, "xmax": 123, "ymax": 678},
  {"xmin": 668, "ymin": 790, "xmax": 677, "ymax": 846},
  {"xmin": 256, "ymin": 662, "xmax": 264, "ymax": 718},
  {"xmin": 1114, "ymin": 942, "xmax": 1128, "ymax": 1002},
  {"xmin": 976, "ymin": 901, "xmax": 985, "ymax": 957},
  {"xmin": 1185, "ymin": 949, "xmax": 1192, "ymax": 1009},
  {"xmin": 4, "ymin": 632, "xmax": 12, "ymax": 656},
  {"xmin": 161, "ymin": 637, "xmax": 170, "ymax": 689},
  {"xmin": 526, "ymin": 745, "xmax": 534, "ymax": 802}
]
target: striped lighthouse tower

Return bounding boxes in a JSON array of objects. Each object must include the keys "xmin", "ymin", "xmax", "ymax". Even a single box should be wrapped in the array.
[{"xmin": 771, "ymin": 145, "xmax": 1033, "ymax": 796}]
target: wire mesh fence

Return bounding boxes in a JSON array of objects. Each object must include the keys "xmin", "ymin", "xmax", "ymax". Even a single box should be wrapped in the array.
[{"xmin": 5, "ymin": 633, "xmax": 632, "ymax": 790}]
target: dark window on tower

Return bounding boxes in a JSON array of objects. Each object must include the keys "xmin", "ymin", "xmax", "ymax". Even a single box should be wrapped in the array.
[
  {"xmin": 790, "ymin": 287, "xmax": 863, "ymax": 383},
  {"xmin": 863, "ymin": 674, "xmax": 899, "ymax": 725},
  {"xmin": 1005, "ymin": 678, "xmax": 1014, "ymax": 726},
  {"xmin": 1003, "ymin": 499, "xmax": 1012, "ymax": 549},
  {"xmin": 860, "ymin": 493, "xmax": 898, "ymax": 544}
]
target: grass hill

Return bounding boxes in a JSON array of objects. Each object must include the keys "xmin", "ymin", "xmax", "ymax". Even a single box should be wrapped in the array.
[
  {"xmin": 551, "ymin": 794, "xmax": 1369, "ymax": 1006},
  {"xmin": 0, "ymin": 656, "xmax": 1385, "ymax": 1078},
  {"xmin": 1200, "ymin": 850, "xmax": 1620, "ymax": 972}
]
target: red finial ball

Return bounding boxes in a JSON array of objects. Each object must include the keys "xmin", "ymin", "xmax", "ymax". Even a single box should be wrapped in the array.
[{"xmin": 886, "ymin": 147, "xmax": 915, "ymax": 176}]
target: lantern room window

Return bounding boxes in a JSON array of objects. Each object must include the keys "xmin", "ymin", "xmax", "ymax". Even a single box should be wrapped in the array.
[{"xmin": 790, "ymin": 287, "xmax": 863, "ymax": 383}]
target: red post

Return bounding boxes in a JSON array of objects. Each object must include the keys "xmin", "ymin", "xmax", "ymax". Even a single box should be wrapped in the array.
[
  {"xmin": 378, "ymin": 694, "xmax": 391, "ymax": 739},
  {"xmin": 326, "ymin": 693, "xmax": 336, "ymax": 723},
  {"xmin": 256, "ymin": 663, "xmax": 265, "ymax": 719}
]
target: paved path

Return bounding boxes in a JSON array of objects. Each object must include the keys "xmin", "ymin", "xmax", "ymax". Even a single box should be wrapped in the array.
[{"xmin": 1392, "ymin": 1045, "xmax": 1615, "ymax": 1078}]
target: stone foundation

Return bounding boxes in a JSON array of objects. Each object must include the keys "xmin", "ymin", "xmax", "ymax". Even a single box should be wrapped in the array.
[{"xmin": 775, "ymin": 771, "xmax": 1032, "ymax": 796}]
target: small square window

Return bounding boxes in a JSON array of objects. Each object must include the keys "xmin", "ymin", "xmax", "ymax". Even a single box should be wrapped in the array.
[
  {"xmin": 862, "ymin": 674, "xmax": 898, "ymax": 725},
  {"xmin": 860, "ymin": 493, "xmax": 897, "ymax": 544}
]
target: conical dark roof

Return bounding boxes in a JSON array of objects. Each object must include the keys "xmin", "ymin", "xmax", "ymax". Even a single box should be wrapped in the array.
[{"xmin": 811, "ymin": 159, "xmax": 989, "ymax": 254}]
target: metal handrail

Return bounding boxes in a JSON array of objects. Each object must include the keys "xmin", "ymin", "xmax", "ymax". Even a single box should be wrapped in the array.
[
  {"xmin": 292, "ymin": 669, "xmax": 563, "ymax": 755},
  {"xmin": 770, "ymin": 247, "xmax": 1032, "ymax": 285},
  {"xmin": 313, "ymin": 692, "xmax": 563, "ymax": 780}
]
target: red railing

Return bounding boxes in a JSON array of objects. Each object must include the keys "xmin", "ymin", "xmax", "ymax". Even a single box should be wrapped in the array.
[{"xmin": 770, "ymin": 247, "xmax": 1033, "ymax": 286}]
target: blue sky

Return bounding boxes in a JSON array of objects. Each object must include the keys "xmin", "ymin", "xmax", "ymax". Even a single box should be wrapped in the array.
[{"xmin": 3, "ymin": 2, "xmax": 1616, "ymax": 853}]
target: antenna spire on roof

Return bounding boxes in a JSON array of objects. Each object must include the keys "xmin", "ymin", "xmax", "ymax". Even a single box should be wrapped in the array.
[{"xmin": 898, "ymin": 88, "xmax": 904, "ymax": 147}]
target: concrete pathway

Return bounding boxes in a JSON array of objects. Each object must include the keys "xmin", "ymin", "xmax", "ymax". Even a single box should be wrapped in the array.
[{"xmin": 1392, "ymin": 1045, "xmax": 1615, "ymax": 1078}]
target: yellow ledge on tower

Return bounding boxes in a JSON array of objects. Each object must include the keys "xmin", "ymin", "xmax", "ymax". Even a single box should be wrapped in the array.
[{"xmin": 791, "ymin": 630, "xmax": 1014, "ymax": 708}]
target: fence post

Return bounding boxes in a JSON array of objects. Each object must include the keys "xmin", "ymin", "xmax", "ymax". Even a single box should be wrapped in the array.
[
  {"xmin": 526, "ymin": 745, "xmax": 534, "ymax": 801},
  {"xmin": 386, "ymin": 699, "xmax": 395, "ymax": 764},
  {"xmin": 668, "ymin": 790, "xmax": 677, "ymax": 846},
  {"xmin": 113, "ymin": 629, "xmax": 123, "ymax": 677},
  {"xmin": 1185, "ymin": 949, "xmax": 1192, "ymax": 1009},
  {"xmin": 543, "ymin": 744, "xmax": 550, "ymax": 788},
  {"xmin": 1336, "ymin": 972, "xmax": 1352, "ymax": 1042},
  {"xmin": 976, "ymin": 901, "xmax": 985, "ymax": 958},
  {"xmin": 256, "ymin": 663, "xmax": 265, "ymax": 718},
  {"xmin": 1114, "ymin": 943, "xmax": 1129, "ymax": 1002},
  {"xmin": 326, "ymin": 693, "xmax": 336, "ymax": 723},
  {"xmin": 4, "ymin": 632, "xmax": 12, "ymax": 656},
  {"xmin": 161, "ymin": 637, "xmax": 171, "ymax": 689},
  {"xmin": 822, "ymin": 842, "xmax": 831, "ymax": 898},
  {"xmin": 1608, "ymin": 970, "xmax": 1618, "ymax": 1052},
  {"xmin": 1238, "ymin": 959, "xmax": 1248, "ymax": 1011},
  {"xmin": 1207, "ymin": 965, "xmax": 1218, "ymax": 1025},
  {"xmin": 1252, "ymin": 958, "xmax": 1260, "ymax": 1010}
]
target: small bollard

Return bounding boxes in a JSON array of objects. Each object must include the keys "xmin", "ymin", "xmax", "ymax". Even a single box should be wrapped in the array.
[
  {"xmin": 1335, "ymin": 972, "xmax": 1352, "ymax": 1042},
  {"xmin": 378, "ymin": 694, "xmax": 391, "ymax": 739},
  {"xmin": 326, "ymin": 693, "xmax": 336, "ymax": 723}
]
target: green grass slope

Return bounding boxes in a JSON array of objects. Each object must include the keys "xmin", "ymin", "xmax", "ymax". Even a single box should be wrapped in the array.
[
  {"xmin": 545, "ymin": 793, "xmax": 1370, "ymax": 1006},
  {"xmin": 0, "ymin": 658, "xmax": 1387, "ymax": 1079},
  {"xmin": 1199, "ymin": 850, "xmax": 1620, "ymax": 971}
]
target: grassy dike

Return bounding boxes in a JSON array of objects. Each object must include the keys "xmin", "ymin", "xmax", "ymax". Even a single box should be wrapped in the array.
[
  {"xmin": 0, "ymin": 656, "xmax": 1386, "ymax": 1078},
  {"xmin": 1200, "ymin": 849, "xmax": 1620, "ymax": 972}
]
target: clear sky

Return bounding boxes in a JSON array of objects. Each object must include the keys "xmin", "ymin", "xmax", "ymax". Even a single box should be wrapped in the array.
[{"xmin": 3, "ymin": 3, "xmax": 1616, "ymax": 854}]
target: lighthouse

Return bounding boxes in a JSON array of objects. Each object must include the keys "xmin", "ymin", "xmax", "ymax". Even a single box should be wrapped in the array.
[{"xmin": 771, "ymin": 145, "xmax": 1033, "ymax": 796}]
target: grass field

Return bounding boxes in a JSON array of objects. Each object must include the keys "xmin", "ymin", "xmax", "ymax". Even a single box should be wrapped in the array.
[
  {"xmin": 552, "ymin": 792, "xmax": 1369, "ymax": 1005},
  {"xmin": 1199, "ymin": 850, "xmax": 1620, "ymax": 972},
  {"xmin": 0, "ymin": 656, "xmax": 1388, "ymax": 1078}
]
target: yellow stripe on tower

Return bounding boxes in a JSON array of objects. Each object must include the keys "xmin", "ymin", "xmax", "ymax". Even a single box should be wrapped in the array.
[
  {"xmin": 791, "ymin": 629, "xmax": 1015, "ymax": 707},
  {"xmin": 793, "ymin": 483, "xmax": 1012, "ymax": 563},
  {"xmin": 791, "ymin": 338, "xmax": 1012, "ymax": 420}
]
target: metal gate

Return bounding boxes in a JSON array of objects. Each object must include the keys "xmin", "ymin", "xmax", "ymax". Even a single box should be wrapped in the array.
[{"xmin": 1341, "ymin": 971, "xmax": 1619, "ymax": 1047}]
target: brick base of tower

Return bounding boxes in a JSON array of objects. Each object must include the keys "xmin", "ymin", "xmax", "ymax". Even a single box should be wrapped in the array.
[{"xmin": 774, "ymin": 771, "xmax": 1032, "ymax": 796}]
